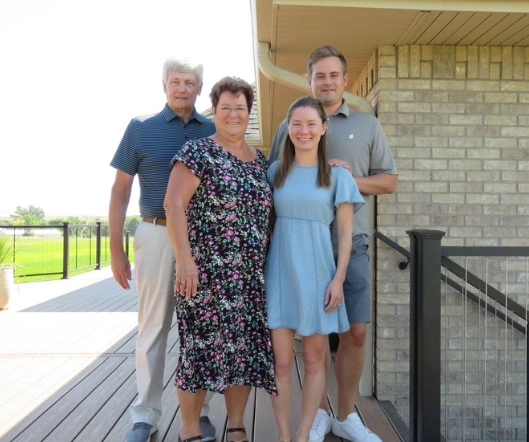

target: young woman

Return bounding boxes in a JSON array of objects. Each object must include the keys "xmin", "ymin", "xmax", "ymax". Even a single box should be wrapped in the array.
[{"xmin": 265, "ymin": 96, "xmax": 364, "ymax": 442}]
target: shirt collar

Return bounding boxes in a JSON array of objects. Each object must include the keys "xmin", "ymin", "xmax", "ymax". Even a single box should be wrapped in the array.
[
  {"xmin": 162, "ymin": 103, "xmax": 210, "ymax": 124},
  {"xmin": 329, "ymin": 99, "xmax": 350, "ymax": 118}
]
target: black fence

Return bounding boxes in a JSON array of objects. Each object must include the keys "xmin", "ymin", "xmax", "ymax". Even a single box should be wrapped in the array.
[{"xmin": 0, "ymin": 223, "xmax": 131, "ymax": 280}]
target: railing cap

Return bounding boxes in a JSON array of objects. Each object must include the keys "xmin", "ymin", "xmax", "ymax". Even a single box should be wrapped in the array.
[{"xmin": 406, "ymin": 229, "xmax": 446, "ymax": 239}]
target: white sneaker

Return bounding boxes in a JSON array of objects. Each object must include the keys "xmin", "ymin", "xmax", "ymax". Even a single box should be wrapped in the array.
[
  {"xmin": 309, "ymin": 408, "xmax": 332, "ymax": 442},
  {"xmin": 331, "ymin": 412, "xmax": 382, "ymax": 442}
]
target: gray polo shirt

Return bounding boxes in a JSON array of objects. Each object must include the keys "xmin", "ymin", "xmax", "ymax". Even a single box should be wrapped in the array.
[{"xmin": 269, "ymin": 100, "xmax": 397, "ymax": 244}]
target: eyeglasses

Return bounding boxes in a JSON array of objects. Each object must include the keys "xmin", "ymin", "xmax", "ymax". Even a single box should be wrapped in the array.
[{"xmin": 217, "ymin": 106, "xmax": 249, "ymax": 116}]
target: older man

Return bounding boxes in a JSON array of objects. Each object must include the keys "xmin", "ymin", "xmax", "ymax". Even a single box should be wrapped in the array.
[{"xmin": 109, "ymin": 57, "xmax": 216, "ymax": 442}]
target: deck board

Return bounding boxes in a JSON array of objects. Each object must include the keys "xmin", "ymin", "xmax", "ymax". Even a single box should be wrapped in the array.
[{"xmin": 0, "ymin": 267, "xmax": 401, "ymax": 442}]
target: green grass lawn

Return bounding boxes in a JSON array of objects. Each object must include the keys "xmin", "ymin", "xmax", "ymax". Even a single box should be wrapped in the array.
[{"xmin": 12, "ymin": 235, "xmax": 134, "ymax": 282}]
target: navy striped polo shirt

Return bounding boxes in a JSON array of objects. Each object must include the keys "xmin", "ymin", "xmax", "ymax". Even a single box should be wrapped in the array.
[{"xmin": 111, "ymin": 104, "xmax": 215, "ymax": 218}]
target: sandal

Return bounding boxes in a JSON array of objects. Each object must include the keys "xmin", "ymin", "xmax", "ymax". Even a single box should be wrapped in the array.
[
  {"xmin": 178, "ymin": 436, "xmax": 202, "ymax": 442},
  {"xmin": 227, "ymin": 427, "xmax": 249, "ymax": 442}
]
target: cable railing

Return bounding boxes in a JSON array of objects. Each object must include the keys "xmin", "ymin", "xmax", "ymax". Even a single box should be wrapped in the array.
[{"xmin": 374, "ymin": 229, "xmax": 529, "ymax": 442}]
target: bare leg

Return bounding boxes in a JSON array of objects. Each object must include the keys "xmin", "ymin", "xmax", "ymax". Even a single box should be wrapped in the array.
[
  {"xmin": 178, "ymin": 389, "xmax": 206, "ymax": 440},
  {"xmin": 318, "ymin": 342, "xmax": 331, "ymax": 411},
  {"xmin": 225, "ymin": 385, "xmax": 252, "ymax": 441},
  {"xmin": 270, "ymin": 328, "xmax": 296, "ymax": 442},
  {"xmin": 297, "ymin": 334, "xmax": 327, "ymax": 442},
  {"xmin": 335, "ymin": 323, "xmax": 366, "ymax": 420}
]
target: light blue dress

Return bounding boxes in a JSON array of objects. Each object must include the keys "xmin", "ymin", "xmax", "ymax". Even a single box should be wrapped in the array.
[{"xmin": 265, "ymin": 162, "xmax": 365, "ymax": 336}]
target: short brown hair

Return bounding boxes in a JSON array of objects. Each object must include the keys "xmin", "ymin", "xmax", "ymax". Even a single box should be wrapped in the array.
[
  {"xmin": 307, "ymin": 45, "xmax": 347, "ymax": 77},
  {"xmin": 209, "ymin": 76, "xmax": 254, "ymax": 111}
]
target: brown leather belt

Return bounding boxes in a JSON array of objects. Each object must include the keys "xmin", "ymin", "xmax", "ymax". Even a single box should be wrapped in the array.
[{"xmin": 142, "ymin": 216, "xmax": 167, "ymax": 226}]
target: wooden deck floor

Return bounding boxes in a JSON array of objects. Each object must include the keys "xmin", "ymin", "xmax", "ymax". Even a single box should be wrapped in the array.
[{"xmin": 0, "ymin": 268, "xmax": 401, "ymax": 442}]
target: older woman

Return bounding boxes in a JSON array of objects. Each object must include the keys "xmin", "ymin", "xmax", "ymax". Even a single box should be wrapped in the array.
[{"xmin": 164, "ymin": 76, "xmax": 277, "ymax": 442}]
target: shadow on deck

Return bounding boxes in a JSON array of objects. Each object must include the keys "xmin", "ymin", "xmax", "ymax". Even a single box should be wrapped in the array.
[{"xmin": 0, "ymin": 268, "xmax": 402, "ymax": 442}]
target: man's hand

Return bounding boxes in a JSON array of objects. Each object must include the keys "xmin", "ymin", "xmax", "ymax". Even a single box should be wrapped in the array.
[
  {"xmin": 111, "ymin": 249, "xmax": 132, "ymax": 290},
  {"xmin": 329, "ymin": 158, "xmax": 353, "ymax": 174}
]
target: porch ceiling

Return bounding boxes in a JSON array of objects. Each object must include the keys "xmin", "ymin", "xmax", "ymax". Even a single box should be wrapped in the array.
[{"xmin": 250, "ymin": 0, "xmax": 529, "ymax": 150}]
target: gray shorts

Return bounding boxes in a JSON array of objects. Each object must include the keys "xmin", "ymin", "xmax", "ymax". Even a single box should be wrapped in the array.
[{"xmin": 334, "ymin": 237, "xmax": 370, "ymax": 324}]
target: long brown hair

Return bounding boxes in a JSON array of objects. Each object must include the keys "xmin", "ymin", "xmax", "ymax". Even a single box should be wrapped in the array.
[{"xmin": 274, "ymin": 96, "xmax": 330, "ymax": 188}]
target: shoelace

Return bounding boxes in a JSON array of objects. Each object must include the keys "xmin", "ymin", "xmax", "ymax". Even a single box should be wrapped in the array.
[{"xmin": 348, "ymin": 416, "xmax": 373, "ymax": 435}]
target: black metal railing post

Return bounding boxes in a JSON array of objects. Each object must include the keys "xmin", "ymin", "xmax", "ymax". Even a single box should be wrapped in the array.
[
  {"xmin": 125, "ymin": 230, "xmax": 130, "ymax": 258},
  {"xmin": 95, "ymin": 222, "xmax": 102, "ymax": 270},
  {"xmin": 407, "ymin": 229, "xmax": 445, "ymax": 442},
  {"xmin": 62, "ymin": 222, "xmax": 70, "ymax": 279}
]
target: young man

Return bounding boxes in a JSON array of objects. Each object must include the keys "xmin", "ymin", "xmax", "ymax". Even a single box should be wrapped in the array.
[
  {"xmin": 269, "ymin": 45, "xmax": 398, "ymax": 442},
  {"xmin": 109, "ymin": 57, "xmax": 216, "ymax": 442}
]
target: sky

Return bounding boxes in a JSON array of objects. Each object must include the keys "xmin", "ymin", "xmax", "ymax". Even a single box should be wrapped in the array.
[{"xmin": 0, "ymin": 0, "xmax": 255, "ymax": 219}]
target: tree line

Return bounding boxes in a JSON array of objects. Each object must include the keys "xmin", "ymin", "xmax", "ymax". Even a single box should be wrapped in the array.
[{"xmin": 0, "ymin": 205, "xmax": 141, "ymax": 236}]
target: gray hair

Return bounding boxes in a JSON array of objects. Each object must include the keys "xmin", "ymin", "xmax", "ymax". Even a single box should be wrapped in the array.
[{"xmin": 162, "ymin": 57, "xmax": 204, "ymax": 85}]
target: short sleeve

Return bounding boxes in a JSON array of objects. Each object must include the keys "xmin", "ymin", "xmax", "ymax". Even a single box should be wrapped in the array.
[
  {"xmin": 170, "ymin": 138, "xmax": 209, "ymax": 180},
  {"xmin": 266, "ymin": 160, "xmax": 280, "ymax": 187},
  {"xmin": 333, "ymin": 167, "xmax": 365, "ymax": 213}
]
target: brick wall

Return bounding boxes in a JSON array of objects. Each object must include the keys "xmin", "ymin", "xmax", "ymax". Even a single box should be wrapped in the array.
[{"xmin": 353, "ymin": 45, "xmax": 529, "ymax": 427}]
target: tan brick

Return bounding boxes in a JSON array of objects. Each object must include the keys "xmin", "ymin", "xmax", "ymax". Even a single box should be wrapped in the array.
[
  {"xmin": 432, "ymin": 125, "xmax": 464, "ymax": 136},
  {"xmin": 484, "ymin": 92, "xmax": 518, "ymax": 103},
  {"xmin": 483, "ymin": 115, "xmax": 517, "ymax": 126},
  {"xmin": 490, "ymin": 46, "xmax": 502, "ymax": 63},
  {"xmin": 432, "ymin": 193, "xmax": 465, "ymax": 203},
  {"xmin": 455, "ymin": 46, "xmax": 467, "ymax": 62},
  {"xmin": 501, "ymin": 81, "xmax": 529, "ymax": 91},
  {"xmin": 416, "ymin": 113, "xmax": 449, "ymax": 125},
  {"xmin": 490, "ymin": 63, "xmax": 501, "ymax": 80},
  {"xmin": 484, "ymin": 183, "xmax": 517, "ymax": 193},
  {"xmin": 502, "ymin": 148, "xmax": 529, "ymax": 160},
  {"xmin": 449, "ymin": 115, "xmax": 483, "ymax": 125},
  {"xmin": 415, "ymin": 91, "xmax": 449, "ymax": 102},
  {"xmin": 433, "ymin": 80, "xmax": 465, "ymax": 90},
  {"xmin": 455, "ymin": 62, "xmax": 467, "ymax": 79},
  {"xmin": 501, "ymin": 126, "xmax": 529, "ymax": 137},
  {"xmin": 448, "ymin": 226, "xmax": 484, "ymax": 237},
  {"xmin": 484, "ymin": 137, "xmax": 517, "ymax": 148},
  {"xmin": 432, "ymin": 170, "xmax": 466, "ymax": 181},
  {"xmin": 466, "ymin": 194, "xmax": 500, "ymax": 204},
  {"xmin": 433, "ymin": 45, "xmax": 455, "ymax": 79},
  {"xmin": 464, "ymin": 215, "xmax": 499, "ymax": 226},
  {"xmin": 467, "ymin": 103, "xmax": 500, "ymax": 114},
  {"xmin": 432, "ymin": 148, "xmax": 465, "ymax": 158},
  {"xmin": 410, "ymin": 45, "xmax": 421, "ymax": 77},
  {"xmin": 398, "ymin": 79, "xmax": 431, "ymax": 89},
  {"xmin": 378, "ymin": 113, "xmax": 415, "ymax": 125},
  {"xmin": 379, "ymin": 67, "xmax": 397, "ymax": 78},
  {"xmin": 379, "ymin": 54, "xmax": 397, "ymax": 68},
  {"xmin": 501, "ymin": 194, "xmax": 529, "ymax": 204},
  {"xmin": 421, "ymin": 61, "xmax": 432, "ymax": 78},
  {"xmin": 421, "ymin": 45, "xmax": 433, "ymax": 61},
  {"xmin": 466, "ymin": 126, "xmax": 501, "ymax": 137},
  {"xmin": 416, "ymin": 182, "xmax": 449, "ymax": 192},
  {"xmin": 448, "ymin": 159, "xmax": 483, "ymax": 170},
  {"xmin": 467, "ymin": 46, "xmax": 479, "ymax": 79},
  {"xmin": 514, "ymin": 47, "xmax": 525, "ymax": 80},
  {"xmin": 466, "ymin": 171, "xmax": 501, "ymax": 181},
  {"xmin": 467, "ymin": 80, "xmax": 500, "ymax": 91},
  {"xmin": 396, "ymin": 125, "xmax": 431, "ymax": 136},
  {"xmin": 467, "ymin": 148, "xmax": 500, "ymax": 159},
  {"xmin": 484, "ymin": 205, "xmax": 517, "ymax": 215},
  {"xmin": 502, "ymin": 46, "xmax": 514, "ymax": 80},
  {"xmin": 449, "ymin": 91, "xmax": 483, "ymax": 103},
  {"xmin": 398, "ymin": 102, "xmax": 431, "ymax": 113},
  {"xmin": 415, "ymin": 137, "xmax": 449, "ymax": 147},
  {"xmin": 398, "ymin": 45, "xmax": 409, "ymax": 78},
  {"xmin": 379, "ymin": 45, "xmax": 396, "ymax": 56},
  {"xmin": 432, "ymin": 103, "xmax": 466, "ymax": 113},
  {"xmin": 449, "ymin": 182, "xmax": 483, "ymax": 193},
  {"xmin": 479, "ymin": 46, "xmax": 490, "ymax": 79},
  {"xmin": 483, "ymin": 159, "xmax": 517, "ymax": 170}
]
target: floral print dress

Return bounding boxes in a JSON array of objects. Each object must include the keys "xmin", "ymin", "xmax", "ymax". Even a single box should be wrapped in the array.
[{"xmin": 171, "ymin": 137, "xmax": 277, "ymax": 395}]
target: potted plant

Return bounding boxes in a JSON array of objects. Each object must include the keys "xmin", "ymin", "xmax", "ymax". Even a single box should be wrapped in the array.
[{"xmin": 0, "ymin": 236, "xmax": 15, "ymax": 310}]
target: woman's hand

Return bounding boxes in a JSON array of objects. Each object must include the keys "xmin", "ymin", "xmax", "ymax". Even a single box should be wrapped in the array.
[
  {"xmin": 328, "ymin": 158, "xmax": 353, "ymax": 174},
  {"xmin": 175, "ymin": 258, "xmax": 199, "ymax": 299},
  {"xmin": 324, "ymin": 278, "xmax": 344, "ymax": 313}
]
